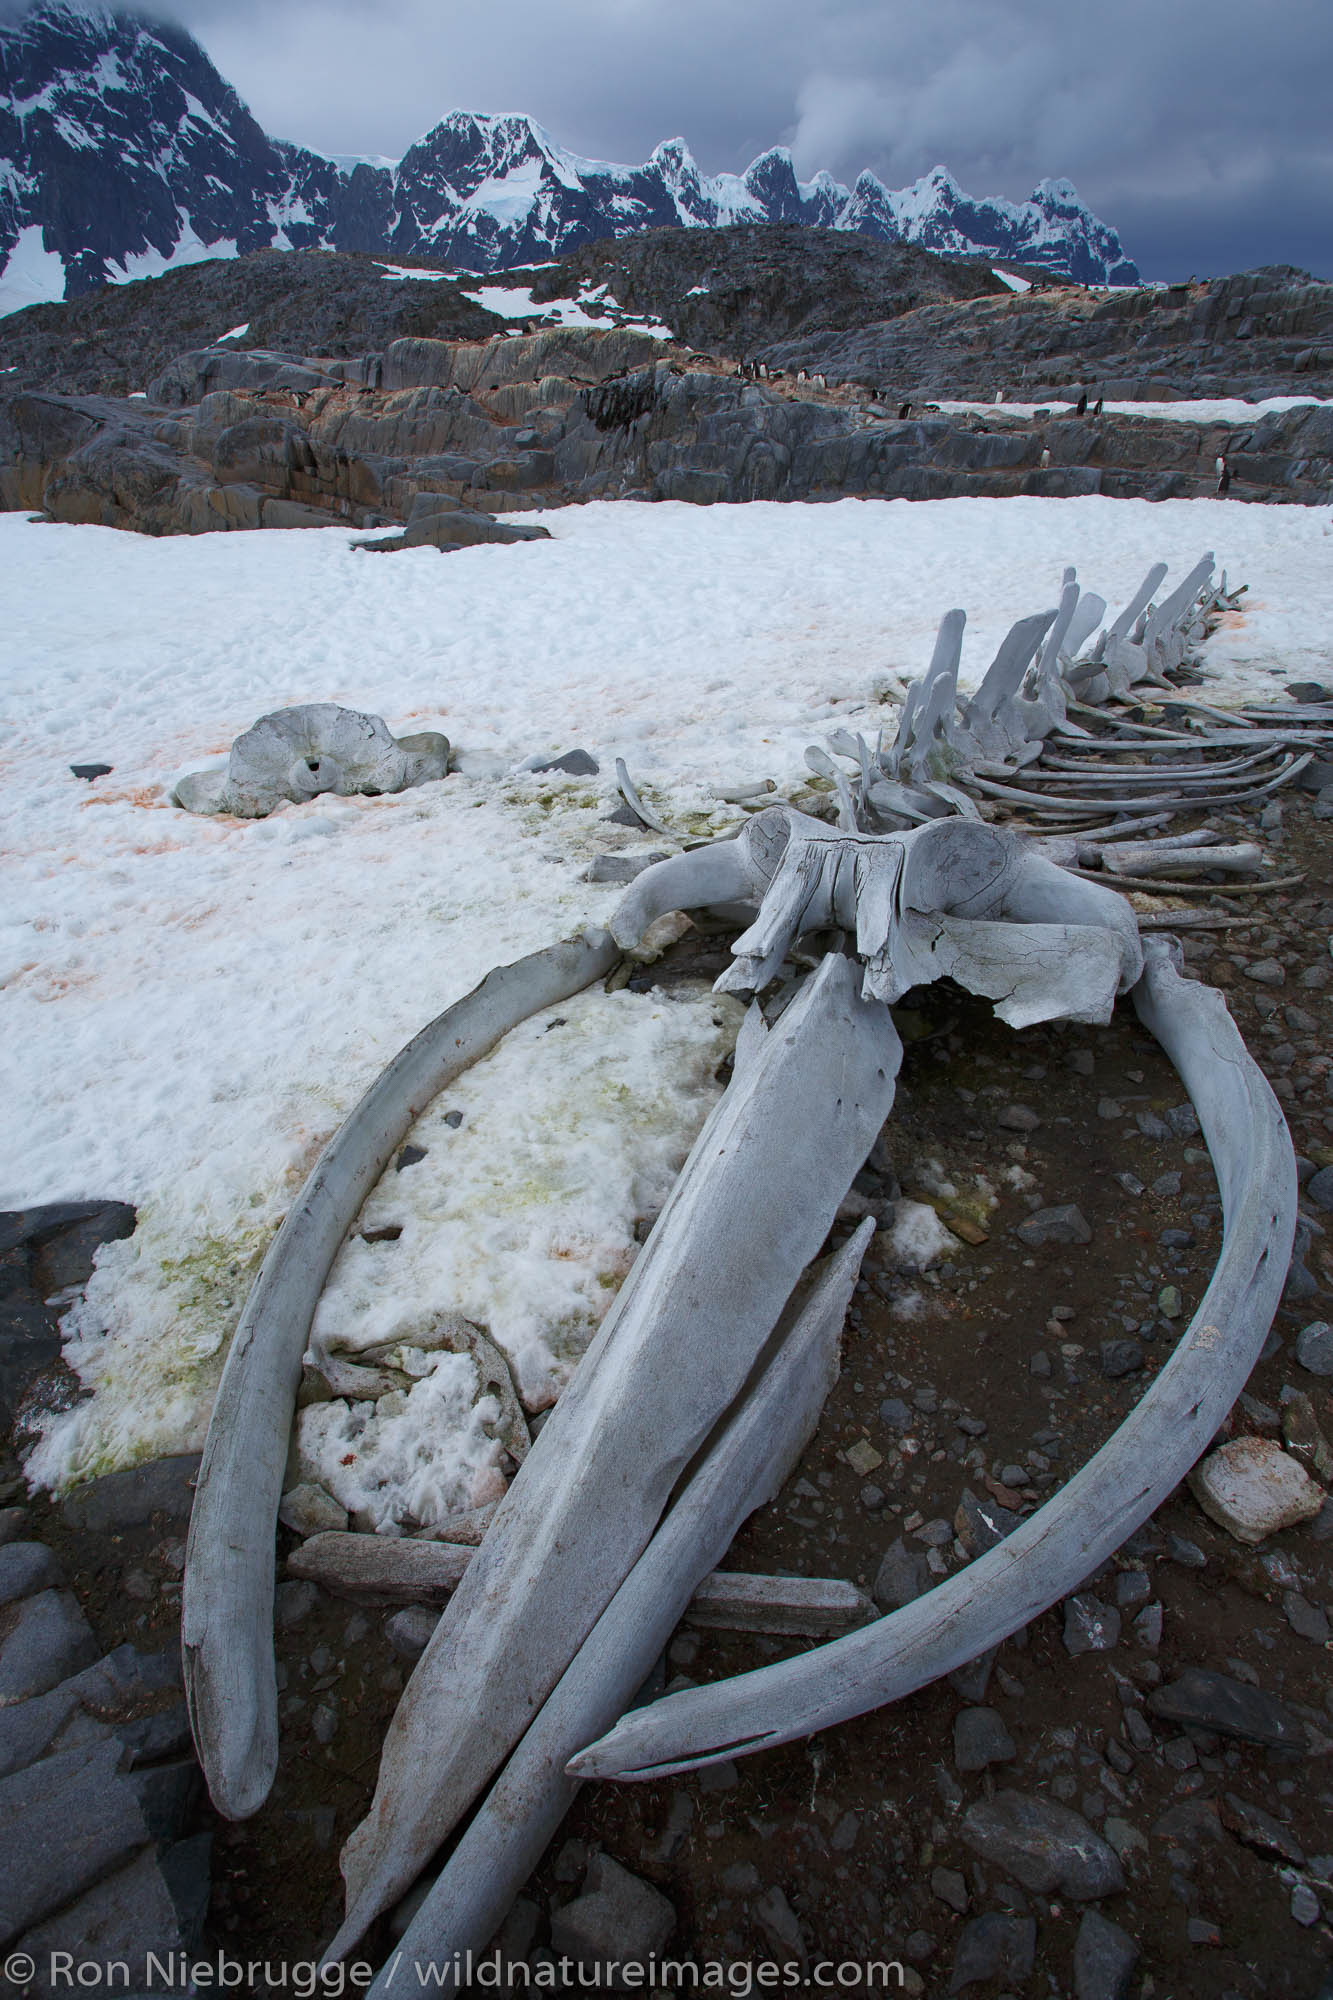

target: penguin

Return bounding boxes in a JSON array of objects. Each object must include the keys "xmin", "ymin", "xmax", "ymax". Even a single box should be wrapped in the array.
[
  {"xmin": 1217, "ymin": 464, "xmax": 1231, "ymax": 495},
  {"xmin": 1076, "ymin": 390, "xmax": 1088, "ymax": 415},
  {"xmin": 898, "ymin": 401, "xmax": 911, "ymax": 420},
  {"xmin": 1093, "ymin": 397, "xmax": 1103, "ymax": 416},
  {"xmin": 1040, "ymin": 447, "xmax": 1052, "ymax": 468}
]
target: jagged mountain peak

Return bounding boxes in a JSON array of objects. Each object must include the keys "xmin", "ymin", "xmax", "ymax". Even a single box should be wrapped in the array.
[
  {"xmin": 1032, "ymin": 175, "xmax": 1082, "ymax": 207},
  {"xmin": 0, "ymin": 0, "xmax": 1140, "ymax": 315}
]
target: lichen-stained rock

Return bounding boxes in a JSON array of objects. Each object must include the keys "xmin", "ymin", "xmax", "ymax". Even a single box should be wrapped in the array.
[
  {"xmin": 146, "ymin": 347, "xmax": 343, "ymax": 408},
  {"xmin": 381, "ymin": 326, "xmax": 665, "ymax": 395},
  {"xmin": 173, "ymin": 704, "xmax": 450, "ymax": 818}
]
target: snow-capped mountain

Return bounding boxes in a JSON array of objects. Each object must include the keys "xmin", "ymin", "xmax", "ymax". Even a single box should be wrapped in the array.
[{"xmin": 0, "ymin": 0, "xmax": 1139, "ymax": 316}]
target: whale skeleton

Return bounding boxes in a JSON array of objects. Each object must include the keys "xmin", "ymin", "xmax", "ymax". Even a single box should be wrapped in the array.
[
  {"xmin": 568, "ymin": 930, "xmax": 1294, "ymax": 1783},
  {"xmin": 179, "ymin": 558, "xmax": 1299, "ymax": 1984},
  {"xmin": 366, "ymin": 1220, "xmax": 876, "ymax": 1997},
  {"xmin": 182, "ymin": 930, "xmax": 621, "ymax": 1821},
  {"xmin": 328, "ymin": 934, "xmax": 903, "ymax": 1957}
]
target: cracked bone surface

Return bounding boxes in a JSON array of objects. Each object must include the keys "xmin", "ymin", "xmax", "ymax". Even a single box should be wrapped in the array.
[
  {"xmin": 182, "ymin": 929, "xmax": 620, "ymax": 1822},
  {"xmin": 569, "ymin": 935, "xmax": 1296, "ymax": 1782},
  {"xmin": 361, "ymin": 1222, "xmax": 874, "ymax": 1995},
  {"xmin": 614, "ymin": 804, "xmax": 1142, "ymax": 1024},
  {"xmin": 173, "ymin": 702, "xmax": 449, "ymax": 817},
  {"xmin": 329, "ymin": 952, "xmax": 902, "ymax": 1955}
]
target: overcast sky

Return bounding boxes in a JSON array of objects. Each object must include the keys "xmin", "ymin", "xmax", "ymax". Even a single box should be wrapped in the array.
[{"xmin": 155, "ymin": 0, "xmax": 1329, "ymax": 280}]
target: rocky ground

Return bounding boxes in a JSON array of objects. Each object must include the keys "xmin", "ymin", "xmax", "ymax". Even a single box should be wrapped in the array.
[
  {"xmin": 3, "ymin": 776, "xmax": 1333, "ymax": 1998},
  {"xmin": 0, "ymin": 229, "xmax": 1027, "ymax": 403},
  {"xmin": 3, "ymin": 321, "xmax": 1333, "ymax": 554},
  {"xmin": 521, "ymin": 227, "xmax": 1009, "ymax": 358},
  {"xmin": 0, "ymin": 250, "xmax": 500, "ymax": 402},
  {"xmin": 3, "ymin": 245, "xmax": 1332, "ymax": 544},
  {"xmin": 3, "ymin": 238, "xmax": 1331, "ymax": 414},
  {"xmin": 760, "ymin": 266, "xmax": 1333, "ymax": 406}
]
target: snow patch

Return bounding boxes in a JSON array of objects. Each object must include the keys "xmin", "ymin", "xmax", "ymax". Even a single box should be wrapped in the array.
[
  {"xmin": 3, "ymin": 494, "xmax": 1331, "ymax": 1490},
  {"xmin": 462, "ymin": 282, "xmax": 672, "ymax": 338},
  {"xmin": 377, "ymin": 263, "xmax": 448, "ymax": 282},
  {"xmin": 0, "ymin": 223, "xmax": 67, "ymax": 316},
  {"xmin": 105, "ymin": 213, "xmax": 238, "ymax": 287},
  {"xmin": 296, "ymin": 1351, "xmax": 511, "ymax": 1535},
  {"xmin": 889, "ymin": 1200, "xmax": 960, "ymax": 1272},
  {"xmin": 310, "ymin": 984, "xmax": 741, "ymax": 1417},
  {"xmin": 934, "ymin": 395, "xmax": 1333, "ymax": 425}
]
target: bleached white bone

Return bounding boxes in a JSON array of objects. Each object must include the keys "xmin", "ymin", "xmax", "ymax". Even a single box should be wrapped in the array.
[
  {"xmin": 615, "ymin": 806, "xmax": 1141, "ymax": 1015},
  {"xmin": 181, "ymin": 929, "xmax": 619, "ymax": 1821},
  {"xmin": 615, "ymin": 757, "xmax": 672, "ymax": 835},
  {"xmin": 174, "ymin": 703, "xmax": 449, "ymax": 818},
  {"xmin": 568, "ymin": 936, "xmax": 1296, "ymax": 1782},
  {"xmin": 886, "ymin": 609, "xmax": 965, "ymax": 781},
  {"xmin": 289, "ymin": 1533, "xmax": 872, "ymax": 1634},
  {"xmin": 359, "ymin": 1223, "xmax": 875, "ymax": 1993},
  {"xmin": 1099, "ymin": 841, "xmax": 1262, "ymax": 880},
  {"xmin": 329, "ymin": 953, "xmax": 902, "ymax": 1956}
]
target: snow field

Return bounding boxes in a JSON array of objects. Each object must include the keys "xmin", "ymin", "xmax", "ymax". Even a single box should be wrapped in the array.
[
  {"xmin": 934, "ymin": 395, "xmax": 1333, "ymax": 425},
  {"xmin": 2, "ymin": 494, "xmax": 1331, "ymax": 1501}
]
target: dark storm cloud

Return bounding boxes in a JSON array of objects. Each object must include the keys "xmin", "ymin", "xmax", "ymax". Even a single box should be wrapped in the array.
[{"xmin": 145, "ymin": 0, "xmax": 1331, "ymax": 278}]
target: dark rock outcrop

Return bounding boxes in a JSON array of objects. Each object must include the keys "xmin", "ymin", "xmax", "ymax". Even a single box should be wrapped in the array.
[
  {"xmin": 525, "ymin": 226, "xmax": 1007, "ymax": 356},
  {"xmin": 0, "ymin": 1203, "xmax": 135, "ymax": 1432},
  {"xmin": 0, "ymin": 249, "xmax": 499, "ymax": 400},
  {"xmin": 761, "ymin": 264, "xmax": 1333, "ymax": 404},
  {"xmin": 3, "ymin": 325, "xmax": 1331, "ymax": 546}
]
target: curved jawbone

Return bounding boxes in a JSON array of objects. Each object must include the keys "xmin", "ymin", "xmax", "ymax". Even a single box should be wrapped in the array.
[
  {"xmin": 365, "ymin": 1221, "xmax": 878, "ymax": 1997},
  {"xmin": 181, "ymin": 929, "xmax": 621, "ymax": 1822},
  {"xmin": 568, "ymin": 935, "xmax": 1296, "ymax": 1782},
  {"xmin": 327, "ymin": 951, "xmax": 903, "ymax": 1958}
]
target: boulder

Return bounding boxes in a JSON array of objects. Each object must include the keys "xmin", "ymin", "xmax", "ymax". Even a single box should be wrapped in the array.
[
  {"xmin": 146, "ymin": 346, "xmax": 340, "ymax": 407},
  {"xmin": 0, "ymin": 1738, "xmax": 151, "ymax": 1943},
  {"xmin": 1296, "ymin": 1320, "xmax": 1333, "ymax": 1376},
  {"xmin": 949, "ymin": 1914, "xmax": 1036, "ymax": 1993},
  {"xmin": 0, "ymin": 1543, "xmax": 64, "ymax": 1606},
  {"xmin": 961, "ymin": 1791, "xmax": 1124, "ymax": 1898},
  {"xmin": 1016, "ymin": 1203, "xmax": 1092, "ymax": 1247},
  {"xmin": 12, "ymin": 1845, "xmax": 187, "ymax": 1992},
  {"xmin": 1188, "ymin": 1436, "xmax": 1325, "ymax": 1544},
  {"xmin": 1073, "ymin": 1910, "xmax": 1139, "ymax": 2000},
  {"xmin": 1148, "ymin": 1667, "xmax": 1309, "ymax": 1749},
  {"xmin": 61, "ymin": 1456, "xmax": 198, "ymax": 1533},
  {"xmin": 0, "ymin": 1590, "xmax": 99, "ymax": 1706},
  {"xmin": 549, "ymin": 1853, "xmax": 676, "ymax": 1972},
  {"xmin": 953, "ymin": 1705, "xmax": 1016, "ymax": 1771}
]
